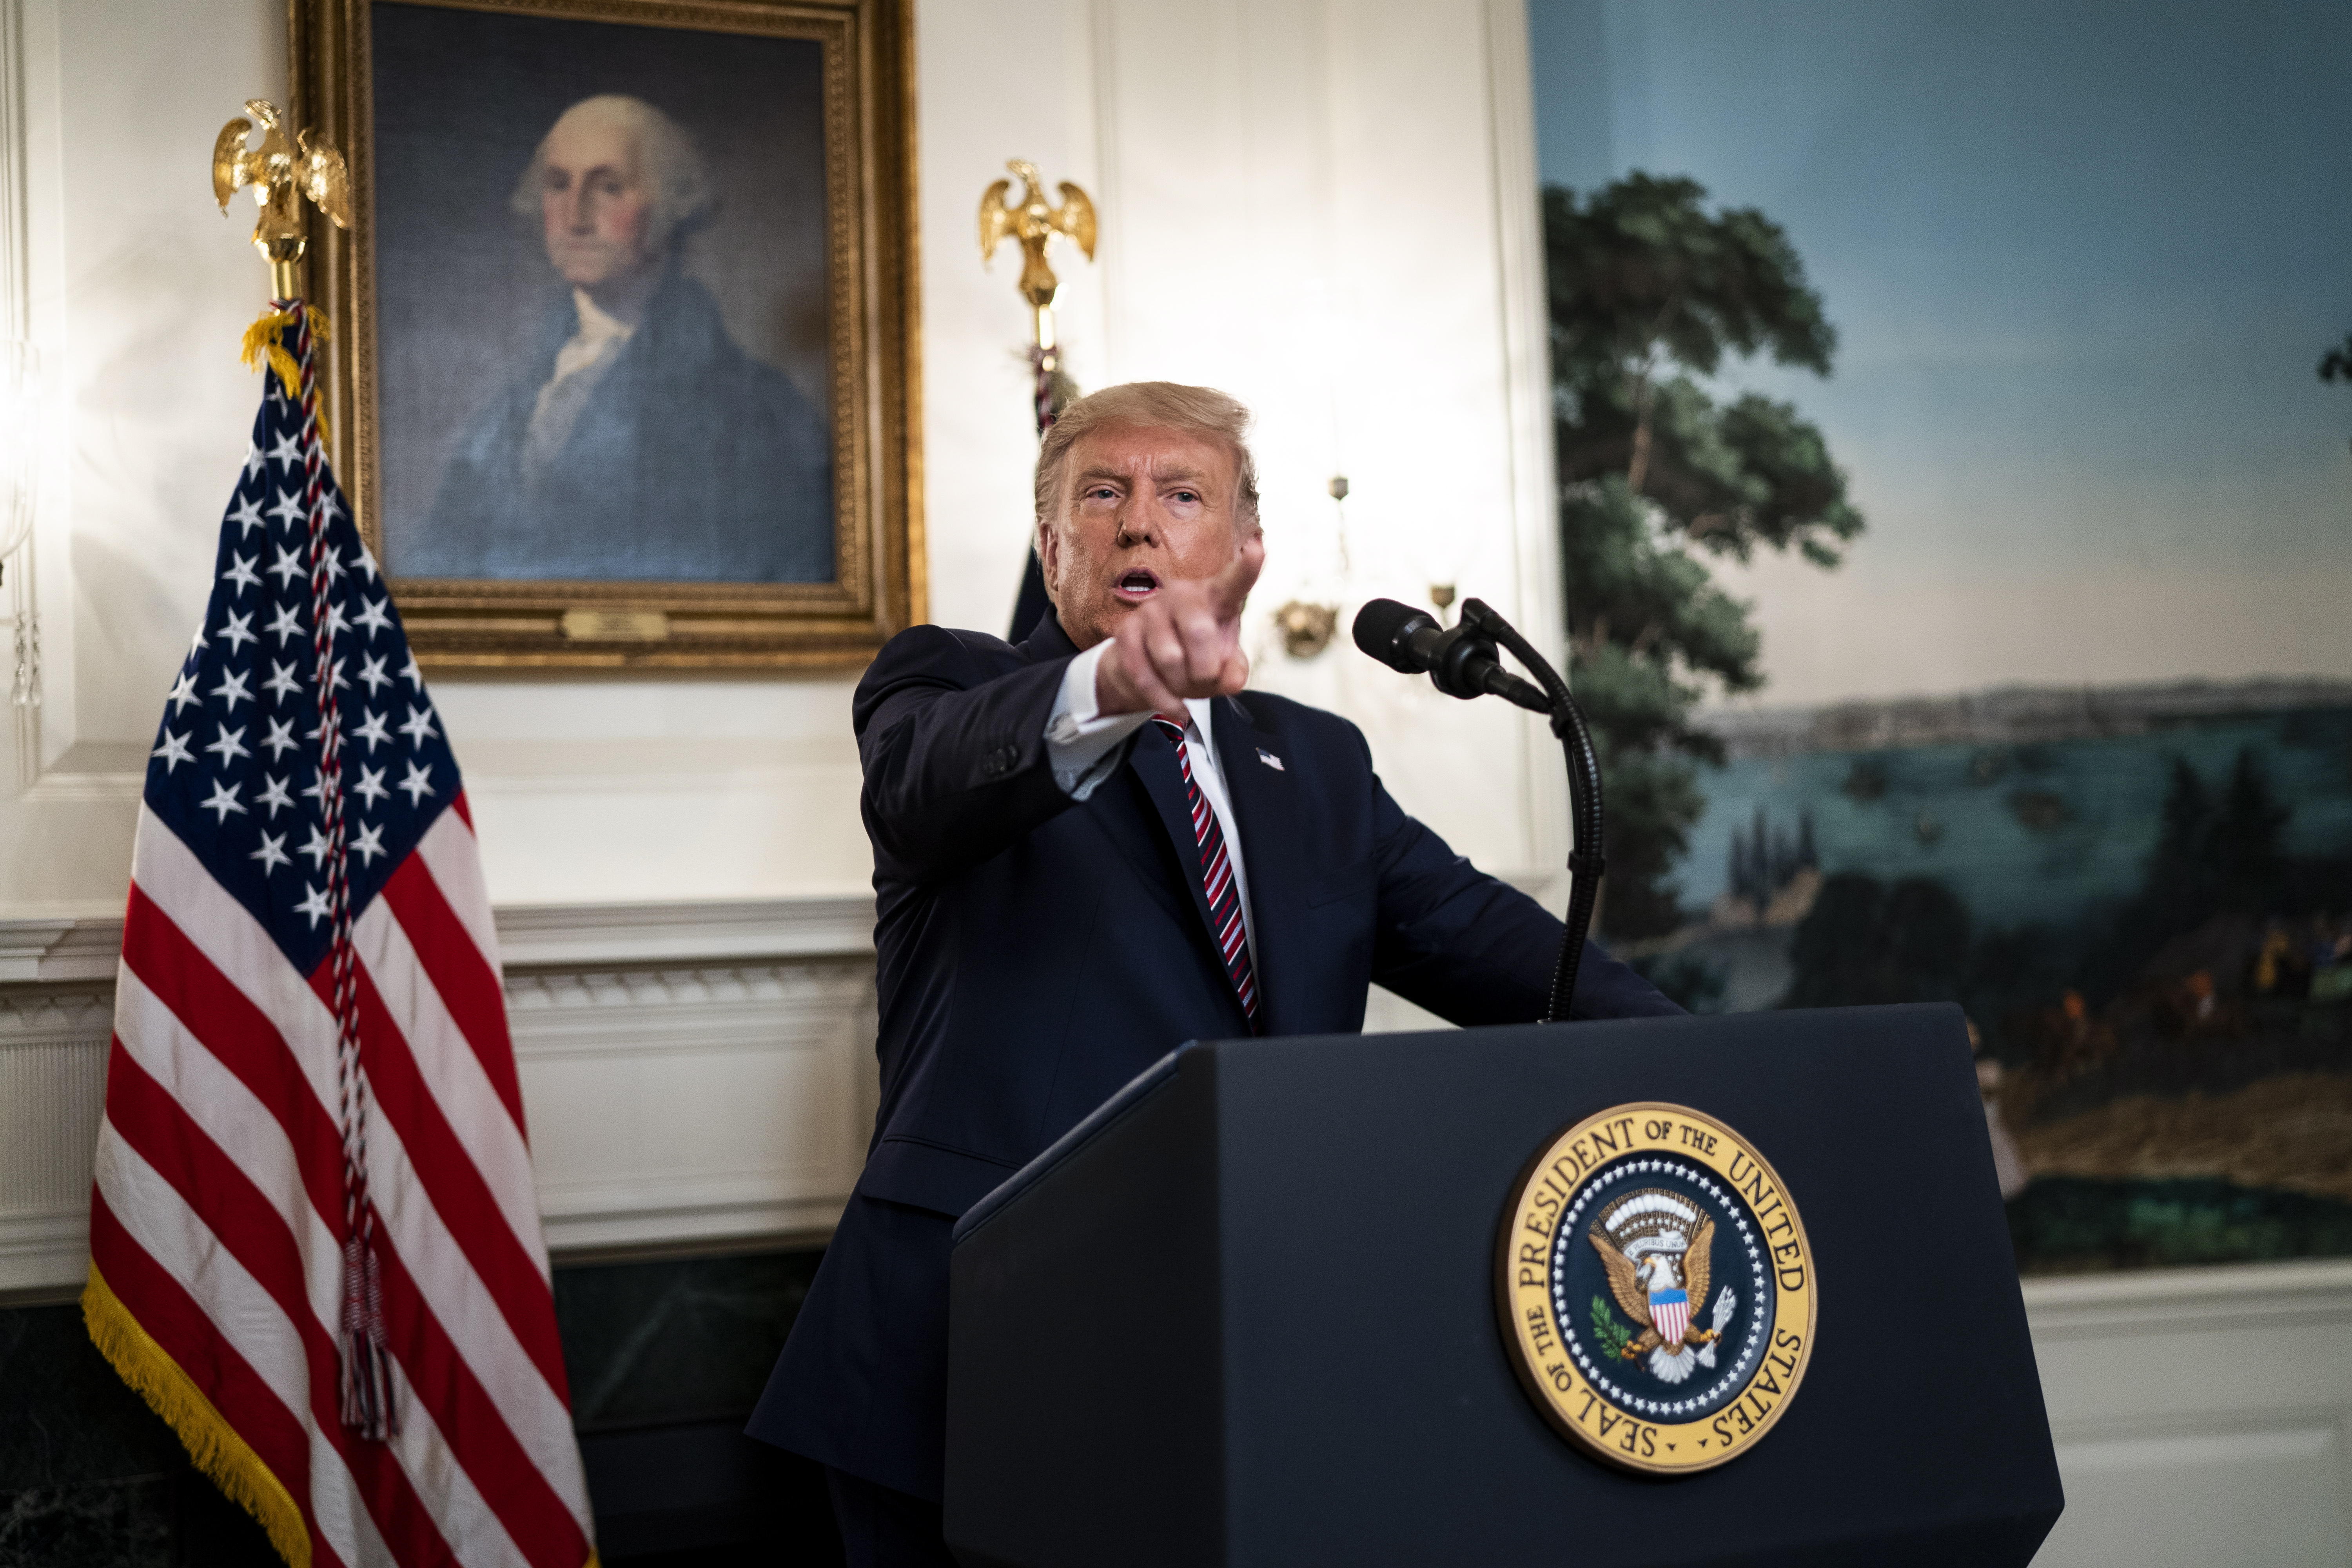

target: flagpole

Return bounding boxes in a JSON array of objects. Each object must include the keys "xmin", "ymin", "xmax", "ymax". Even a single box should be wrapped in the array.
[
  {"xmin": 215, "ymin": 100, "xmax": 398, "ymax": 1441},
  {"xmin": 290, "ymin": 301, "xmax": 397, "ymax": 1441},
  {"xmin": 979, "ymin": 158, "xmax": 1096, "ymax": 438},
  {"xmin": 982, "ymin": 160, "xmax": 1096, "ymax": 638}
]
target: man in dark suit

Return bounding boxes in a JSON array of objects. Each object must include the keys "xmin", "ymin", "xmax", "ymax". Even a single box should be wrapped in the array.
[{"xmin": 748, "ymin": 382, "xmax": 1677, "ymax": 1564}]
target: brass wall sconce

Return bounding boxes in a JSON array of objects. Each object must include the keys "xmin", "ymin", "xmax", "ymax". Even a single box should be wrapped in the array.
[{"xmin": 1273, "ymin": 600, "xmax": 1339, "ymax": 658}]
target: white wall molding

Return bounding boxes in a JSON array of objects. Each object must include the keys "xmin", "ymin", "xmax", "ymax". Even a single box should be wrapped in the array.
[
  {"xmin": 0, "ymin": 912, "xmax": 125, "ymax": 982},
  {"xmin": 1480, "ymin": 0, "xmax": 1571, "ymax": 892},
  {"xmin": 2024, "ymin": 1256, "xmax": 2352, "ymax": 1339},
  {"xmin": 0, "ymin": 982, "xmax": 111, "ymax": 1298},
  {"xmin": 1, "ymin": 0, "xmax": 43, "ymax": 762},
  {"xmin": 0, "ymin": 892, "xmax": 877, "ymax": 985},
  {"xmin": 506, "ymin": 959, "xmax": 874, "ymax": 1042},
  {"xmin": 509, "ymin": 956, "xmax": 877, "ymax": 1256},
  {"xmin": 494, "ymin": 894, "xmax": 873, "ymax": 967},
  {"xmin": 0, "ymin": 896, "xmax": 880, "ymax": 1294},
  {"xmin": 2022, "ymin": 1260, "xmax": 2352, "ymax": 1565},
  {"xmin": 0, "ymin": 0, "xmax": 25, "ymax": 347}
]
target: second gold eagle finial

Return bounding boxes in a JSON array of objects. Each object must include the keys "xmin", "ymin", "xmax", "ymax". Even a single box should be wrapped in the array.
[{"xmin": 979, "ymin": 159, "xmax": 1096, "ymax": 343}]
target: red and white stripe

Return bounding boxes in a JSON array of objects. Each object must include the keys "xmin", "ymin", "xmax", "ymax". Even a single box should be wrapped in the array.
[
  {"xmin": 96, "ymin": 799, "xmax": 594, "ymax": 1568},
  {"xmin": 1651, "ymin": 1292, "xmax": 1692, "ymax": 1348}
]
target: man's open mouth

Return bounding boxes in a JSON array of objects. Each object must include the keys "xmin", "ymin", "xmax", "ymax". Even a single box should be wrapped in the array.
[{"xmin": 1112, "ymin": 568, "xmax": 1161, "ymax": 604}]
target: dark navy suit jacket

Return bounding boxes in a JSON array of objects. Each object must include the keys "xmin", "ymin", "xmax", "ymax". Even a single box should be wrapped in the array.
[{"xmin": 748, "ymin": 612, "xmax": 1679, "ymax": 1498}]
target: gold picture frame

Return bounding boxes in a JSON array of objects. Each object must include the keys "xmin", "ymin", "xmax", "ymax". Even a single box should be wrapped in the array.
[{"xmin": 293, "ymin": 0, "xmax": 921, "ymax": 669}]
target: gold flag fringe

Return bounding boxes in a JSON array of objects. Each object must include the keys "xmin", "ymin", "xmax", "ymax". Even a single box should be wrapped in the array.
[
  {"xmin": 240, "ymin": 306, "xmax": 334, "ymax": 448},
  {"xmin": 82, "ymin": 1262, "xmax": 314, "ymax": 1568}
]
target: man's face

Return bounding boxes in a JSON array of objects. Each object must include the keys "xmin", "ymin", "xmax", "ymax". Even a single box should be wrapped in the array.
[
  {"xmin": 539, "ymin": 113, "xmax": 658, "ymax": 290},
  {"xmin": 1040, "ymin": 424, "xmax": 1251, "ymax": 651}
]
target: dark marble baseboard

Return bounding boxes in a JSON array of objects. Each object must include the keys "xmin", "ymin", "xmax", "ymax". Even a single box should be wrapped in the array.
[
  {"xmin": 0, "ymin": 1249, "xmax": 838, "ymax": 1566},
  {"xmin": 555, "ymin": 1250, "xmax": 826, "ymax": 1434},
  {"xmin": 1, "ymin": 1475, "xmax": 173, "ymax": 1568}
]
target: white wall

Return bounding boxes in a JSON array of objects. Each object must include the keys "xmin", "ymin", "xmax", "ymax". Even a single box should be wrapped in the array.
[{"xmin": 0, "ymin": 0, "xmax": 1566, "ymax": 923}]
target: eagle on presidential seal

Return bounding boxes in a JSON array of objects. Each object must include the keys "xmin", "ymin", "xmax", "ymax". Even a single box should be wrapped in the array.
[{"xmin": 1590, "ymin": 1189, "xmax": 1740, "ymax": 1385}]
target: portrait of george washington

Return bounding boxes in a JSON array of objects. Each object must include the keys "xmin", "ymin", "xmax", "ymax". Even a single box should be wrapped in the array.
[{"xmin": 368, "ymin": 6, "xmax": 836, "ymax": 586}]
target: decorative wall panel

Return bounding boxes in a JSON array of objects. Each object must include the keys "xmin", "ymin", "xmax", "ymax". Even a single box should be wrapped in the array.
[
  {"xmin": 2025, "ymin": 1260, "xmax": 2352, "ymax": 1565},
  {"xmin": 0, "ymin": 899, "xmax": 878, "ymax": 1295},
  {"xmin": 0, "ymin": 986, "xmax": 110, "ymax": 1293},
  {"xmin": 510, "ymin": 960, "xmax": 879, "ymax": 1254}
]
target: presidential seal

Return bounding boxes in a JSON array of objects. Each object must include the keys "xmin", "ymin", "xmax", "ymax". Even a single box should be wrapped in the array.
[{"xmin": 1496, "ymin": 1102, "xmax": 1816, "ymax": 1475}]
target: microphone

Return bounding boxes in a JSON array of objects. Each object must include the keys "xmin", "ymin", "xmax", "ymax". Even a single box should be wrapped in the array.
[
  {"xmin": 1352, "ymin": 597, "xmax": 1447, "ymax": 675},
  {"xmin": 1357, "ymin": 593, "xmax": 1608, "ymax": 1024},
  {"xmin": 1351, "ymin": 599, "xmax": 1551, "ymax": 713}
]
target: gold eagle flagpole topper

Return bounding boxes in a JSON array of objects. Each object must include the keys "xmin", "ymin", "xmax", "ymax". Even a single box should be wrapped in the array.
[
  {"xmin": 980, "ymin": 159, "xmax": 1095, "ymax": 432},
  {"xmin": 212, "ymin": 99, "xmax": 351, "ymax": 302}
]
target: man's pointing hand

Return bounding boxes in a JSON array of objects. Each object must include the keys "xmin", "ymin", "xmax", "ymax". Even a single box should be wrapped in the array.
[{"xmin": 1096, "ymin": 533, "xmax": 1265, "ymax": 719}]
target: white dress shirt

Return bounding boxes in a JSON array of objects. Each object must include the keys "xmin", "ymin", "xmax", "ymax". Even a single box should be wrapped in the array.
[{"xmin": 1044, "ymin": 637, "xmax": 1257, "ymax": 958}]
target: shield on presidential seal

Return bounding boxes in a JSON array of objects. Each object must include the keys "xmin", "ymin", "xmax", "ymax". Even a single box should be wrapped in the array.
[{"xmin": 1648, "ymin": 1282, "xmax": 1691, "ymax": 1347}]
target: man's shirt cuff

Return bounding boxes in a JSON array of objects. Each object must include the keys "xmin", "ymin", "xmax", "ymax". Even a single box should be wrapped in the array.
[{"xmin": 1045, "ymin": 639, "xmax": 1151, "ymax": 799}]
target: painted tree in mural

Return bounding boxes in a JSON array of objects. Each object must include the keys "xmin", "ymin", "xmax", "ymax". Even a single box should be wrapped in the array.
[{"xmin": 1544, "ymin": 173, "xmax": 1864, "ymax": 940}]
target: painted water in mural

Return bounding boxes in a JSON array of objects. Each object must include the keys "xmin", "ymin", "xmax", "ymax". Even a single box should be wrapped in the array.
[{"xmin": 1627, "ymin": 683, "xmax": 2352, "ymax": 1274}]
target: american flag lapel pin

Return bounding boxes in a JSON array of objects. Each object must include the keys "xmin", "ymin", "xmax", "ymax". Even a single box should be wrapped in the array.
[{"xmin": 1256, "ymin": 748, "xmax": 1284, "ymax": 771}]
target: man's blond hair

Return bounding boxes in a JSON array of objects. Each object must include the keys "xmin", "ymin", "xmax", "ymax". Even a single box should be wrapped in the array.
[{"xmin": 1033, "ymin": 382, "xmax": 1261, "ymax": 545}]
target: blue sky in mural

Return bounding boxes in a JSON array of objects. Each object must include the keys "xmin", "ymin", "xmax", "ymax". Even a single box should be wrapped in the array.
[
  {"xmin": 1528, "ymin": 0, "xmax": 2352, "ymax": 667},
  {"xmin": 1530, "ymin": 0, "xmax": 2352, "ymax": 936}
]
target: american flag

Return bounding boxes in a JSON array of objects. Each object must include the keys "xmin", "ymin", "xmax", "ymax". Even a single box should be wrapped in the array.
[{"xmin": 83, "ymin": 302, "xmax": 595, "ymax": 1568}]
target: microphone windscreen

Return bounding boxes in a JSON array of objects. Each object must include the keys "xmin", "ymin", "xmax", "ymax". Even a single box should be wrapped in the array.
[{"xmin": 1352, "ymin": 598, "xmax": 1437, "ymax": 672}]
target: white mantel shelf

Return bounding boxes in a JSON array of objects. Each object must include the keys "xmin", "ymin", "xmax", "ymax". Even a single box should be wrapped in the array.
[
  {"xmin": 0, "ymin": 913, "xmax": 128, "ymax": 984},
  {"xmin": 2021, "ymin": 1255, "xmax": 2352, "ymax": 1337},
  {"xmin": 0, "ymin": 891, "xmax": 879, "ymax": 983},
  {"xmin": 490, "ymin": 894, "xmax": 875, "ymax": 967}
]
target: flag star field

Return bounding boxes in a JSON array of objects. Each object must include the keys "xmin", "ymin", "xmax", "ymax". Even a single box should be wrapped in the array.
[{"xmin": 145, "ymin": 390, "xmax": 454, "ymax": 976}]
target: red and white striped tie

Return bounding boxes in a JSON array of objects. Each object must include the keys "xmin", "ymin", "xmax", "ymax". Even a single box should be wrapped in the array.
[{"xmin": 1153, "ymin": 715, "xmax": 1260, "ymax": 1029}]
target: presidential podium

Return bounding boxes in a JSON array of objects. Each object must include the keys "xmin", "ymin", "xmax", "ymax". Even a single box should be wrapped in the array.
[{"xmin": 943, "ymin": 1004, "xmax": 2063, "ymax": 1567}]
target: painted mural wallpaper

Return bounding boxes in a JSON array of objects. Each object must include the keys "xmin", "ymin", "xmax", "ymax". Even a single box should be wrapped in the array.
[{"xmin": 1530, "ymin": 0, "xmax": 2352, "ymax": 1274}]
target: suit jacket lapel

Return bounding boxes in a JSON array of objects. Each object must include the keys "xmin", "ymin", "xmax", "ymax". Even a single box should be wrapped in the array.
[
  {"xmin": 1035, "ymin": 614, "xmax": 1227, "ymax": 962},
  {"xmin": 1212, "ymin": 694, "xmax": 1305, "ymax": 1034}
]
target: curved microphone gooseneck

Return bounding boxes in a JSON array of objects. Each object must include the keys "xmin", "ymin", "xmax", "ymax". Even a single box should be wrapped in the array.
[{"xmin": 1351, "ymin": 597, "xmax": 1606, "ymax": 1024}]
